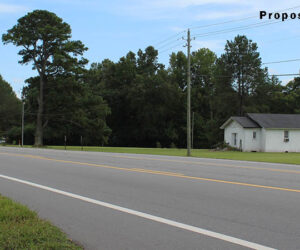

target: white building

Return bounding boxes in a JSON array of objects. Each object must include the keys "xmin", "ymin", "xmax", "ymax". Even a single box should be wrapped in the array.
[{"xmin": 220, "ymin": 113, "xmax": 300, "ymax": 152}]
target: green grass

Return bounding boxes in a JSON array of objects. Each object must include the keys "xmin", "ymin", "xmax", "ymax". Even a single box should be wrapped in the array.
[
  {"xmin": 0, "ymin": 194, "xmax": 82, "ymax": 249},
  {"xmin": 3, "ymin": 144, "xmax": 300, "ymax": 165}
]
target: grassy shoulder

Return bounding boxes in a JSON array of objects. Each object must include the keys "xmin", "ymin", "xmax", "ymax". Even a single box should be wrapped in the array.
[
  {"xmin": 3, "ymin": 144, "xmax": 300, "ymax": 165},
  {"xmin": 0, "ymin": 194, "xmax": 82, "ymax": 249}
]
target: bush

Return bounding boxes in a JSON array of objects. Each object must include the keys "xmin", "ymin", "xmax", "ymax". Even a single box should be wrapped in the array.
[{"xmin": 212, "ymin": 141, "xmax": 240, "ymax": 151}]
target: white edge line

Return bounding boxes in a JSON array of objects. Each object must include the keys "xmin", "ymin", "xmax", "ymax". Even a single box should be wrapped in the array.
[{"xmin": 0, "ymin": 174, "xmax": 276, "ymax": 250}]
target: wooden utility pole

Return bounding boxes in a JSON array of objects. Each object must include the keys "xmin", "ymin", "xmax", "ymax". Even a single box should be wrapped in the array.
[
  {"xmin": 186, "ymin": 29, "xmax": 192, "ymax": 156},
  {"xmin": 192, "ymin": 111, "xmax": 194, "ymax": 149},
  {"xmin": 21, "ymin": 102, "xmax": 24, "ymax": 147}
]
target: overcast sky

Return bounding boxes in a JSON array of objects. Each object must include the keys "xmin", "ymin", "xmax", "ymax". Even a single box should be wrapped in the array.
[{"xmin": 1, "ymin": 0, "xmax": 300, "ymax": 96}]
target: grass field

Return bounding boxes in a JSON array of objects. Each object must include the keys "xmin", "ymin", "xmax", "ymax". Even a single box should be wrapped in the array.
[
  {"xmin": 0, "ymin": 194, "xmax": 82, "ymax": 249},
  {"xmin": 3, "ymin": 144, "xmax": 300, "ymax": 165}
]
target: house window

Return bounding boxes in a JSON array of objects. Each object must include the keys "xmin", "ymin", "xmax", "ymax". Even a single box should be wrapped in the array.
[
  {"xmin": 284, "ymin": 131, "xmax": 289, "ymax": 142},
  {"xmin": 253, "ymin": 131, "xmax": 256, "ymax": 139}
]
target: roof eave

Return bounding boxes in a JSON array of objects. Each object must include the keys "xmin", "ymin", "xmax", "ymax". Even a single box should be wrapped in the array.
[{"xmin": 220, "ymin": 118, "xmax": 233, "ymax": 129}]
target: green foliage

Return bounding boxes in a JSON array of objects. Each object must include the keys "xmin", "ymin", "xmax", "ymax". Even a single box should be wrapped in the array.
[
  {"xmin": 0, "ymin": 75, "xmax": 21, "ymax": 140},
  {"xmin": 22, "ymin": 74, "xmax": 111, "ymax": 146},
  {"xmin": 0, "ymin": 194, "xmax": 82, "ymax": 249},
  {"xmin": 86, "ymin": 47, "xmax": 186, "ymax": 147},
  {"xmin": 2, "ymin": 10, "xmax": 88, "ymax": 146},
  {"xmin": 2, "ymin": 10, "xmax": 87, "ymax": 75},
  {"xmin": 219, "ymin": 35, "xmax": 267, "ymax": 115}
]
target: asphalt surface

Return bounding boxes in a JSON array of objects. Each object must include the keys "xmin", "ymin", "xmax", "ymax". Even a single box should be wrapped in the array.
[{"xmin": 0, "ymin": 147, "xmax": 300, "ymax": 249}]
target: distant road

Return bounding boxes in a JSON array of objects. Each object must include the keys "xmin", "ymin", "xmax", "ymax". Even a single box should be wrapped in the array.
[{"xmin": 0, "ymin": 147, "xmax": 300, "ymax": 249}]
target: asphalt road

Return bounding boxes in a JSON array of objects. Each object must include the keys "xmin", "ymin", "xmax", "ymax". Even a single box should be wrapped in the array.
[{"xmin": 1, "ymin": 147, "xmax": 300, "ymax": 249}]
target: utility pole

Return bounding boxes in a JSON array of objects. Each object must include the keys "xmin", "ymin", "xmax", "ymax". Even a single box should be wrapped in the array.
[
  {"xmin": 21, "ymin": 102, "xmax": 24, "ymax": 147},
  {"xmin": 192, "ymin": 111, "xmax": 194, "ymax": 149},
  {"xmin": 184, "ymin": 29, "xmax": 192, "ymax": 156}
]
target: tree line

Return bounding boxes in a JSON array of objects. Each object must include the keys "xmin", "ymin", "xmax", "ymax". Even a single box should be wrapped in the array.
[{"xmin": 1, "ymin": 10, "xmax": 300, "ymax": 148}]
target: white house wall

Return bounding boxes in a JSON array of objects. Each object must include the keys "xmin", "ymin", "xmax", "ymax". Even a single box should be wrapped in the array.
[
  {"xmin": 224, "ymin": 121, "xmax": 245, "ymax": 150},
  {"xmin": 243, "ymin": 128, "xmax": 261, "ymax": 152},
  {"xmin": 264, "ymin": 129, "xmax": 300, "ymax": 152},
  {"xmin": 261, "ymin": 128, "xmax": 266, "ymax": 152}
]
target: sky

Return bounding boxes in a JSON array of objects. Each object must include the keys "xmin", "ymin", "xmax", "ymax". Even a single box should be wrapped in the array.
[{"xmin": 1, "ymin": 0, "xmax": 300, "ymax": 97}]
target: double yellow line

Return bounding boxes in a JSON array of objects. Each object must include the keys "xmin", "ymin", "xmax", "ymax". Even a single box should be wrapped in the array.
[{"xmin": 1, "ymin": 152, "xmax": 300, "ymax": 193}]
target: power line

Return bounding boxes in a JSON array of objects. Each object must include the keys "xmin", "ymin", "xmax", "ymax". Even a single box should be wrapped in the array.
[
  {"xmin": 273, "ymin": 74, "xmax": 300, "ymax": 77},
  {"xmin": 156, "ymin": 19, "xmax": 295, "ymax": 56},
  {"xmin": 190, "ymin": 4, "xmax": 300, "ymax": 30},
  {"xmin": 158, "ymin": 22, "xmax": 298, "ymax": 56},
  {"xmin": 190, "ymin": 16, "xmax": 256, "ymax": 30},
  {"xmin": 153, "ymin": 4, "xmax": 300, "ymax": 47},
  {"xmin": 262, "ymin": 58, "xmax": 300, "ymax": 65},
  {"xmin": 158, "ymin": 42, "xmax": 184, "ymax": 55},
  {"xmin": 261, "ymin": 35, "xmax": 300, "ymax": 45},
  {"xmin": 194, "ymin": 20, "xmax": 284, "ymax": 38},
  {"xmin": 158, "ymin": 21, "xmax": 280, "ymax": 55},
  {"xmin": 157, "ymin": 37, "xmax": 182, "ymax": 50},
  {"xmin": 154, "ymin": 30, "xmax": 186, "ymax": 47},
  {"xmin": 197, "ymin": 73, "xmax": 300, "ymax": 79},
  {"xmin": 154, "ymin": 14, "xmax": 254, "ymax": 47}
]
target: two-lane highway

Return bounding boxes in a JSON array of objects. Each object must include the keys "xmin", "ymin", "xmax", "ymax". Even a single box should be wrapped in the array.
[{"xmin": 1, "ymin": 147, "xmax": 300, "ymax": 249}]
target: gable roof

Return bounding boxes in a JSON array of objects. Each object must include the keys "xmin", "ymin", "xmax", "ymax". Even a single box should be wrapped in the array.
[
  {"xmin": 233, "ymin": 116, "xmax": 260, "ymax": 128},
  {"xmin": 220, "ymin": 116, "xmax": 260, "ymax": 129},
  {"xmin": 247, "ymin": 113, "xmax": 300, "ymax": 129},
  {"xmin": 221, "ymin": 113, "xmax": 300, "ymax": 129}
]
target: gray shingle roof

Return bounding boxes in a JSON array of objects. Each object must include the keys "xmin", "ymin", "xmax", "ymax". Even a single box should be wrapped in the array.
[
  {"xmin": 231, "ymin": 116, "xmax": 260, "ymax": 128},
  {"xmin": 247, "ymin": 113, "xmax": 300, "ymax": 128},
  {"xmin": 220, "ymin": 116, "xmax": 260, "ymax": 129}
]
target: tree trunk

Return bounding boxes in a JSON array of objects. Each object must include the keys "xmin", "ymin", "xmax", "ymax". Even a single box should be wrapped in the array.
[{"xmin": 34, "ymin": 75, "xmax": 44, "ymax": 146}]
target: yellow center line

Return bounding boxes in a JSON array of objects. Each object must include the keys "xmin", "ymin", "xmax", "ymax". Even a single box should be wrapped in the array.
[
  {"xmin": 1, "ymin": 152, "xmax": 300, "ymax": 193},
  {"xmin": 130, "ymin": 168, "xmax": 185, "ymax": 176},
  {"xmin": 100, "ymin": 154, "xmax": 300, "ymax": 174}
]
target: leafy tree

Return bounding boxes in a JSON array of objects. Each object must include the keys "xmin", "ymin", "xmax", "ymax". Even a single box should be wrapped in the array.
[
  {"xmin": 169, "ymin": 51, "xmax": 187, "ymax": 90},
  {"xmin": 0, "ymin": 75, "xmax": 21, "ymax": 141},
  {"xmin": 22, "ymin": 74, "xmax": 110, "ymax": 146},
  {"xmin": 190, "ymin": 49, "xmax": 219, "ymax": 147},
  {"xmin": 2, "ymin": 10, "xmax": 87, "ymax": 146},
  {"xmin": 246, "ymin": 75, "xmax": 286, "ymax": 113},
  {"xmin": 219, "ymin": 35, "xmax": 267, "ymax": 115},
  {"xmin": 191, "ymin": 48, "xmax": 217, "ymax": 119},
  {"xmin": 85, "ymin": 47, "xmax": 186, "ymax": 147},
  {"xmin": 284, "ymin": 77, "xmax": 300, "ymax": 113}
]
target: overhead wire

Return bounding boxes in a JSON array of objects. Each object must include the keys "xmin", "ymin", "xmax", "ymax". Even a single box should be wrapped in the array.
[
  {"xmin": 196, "ymin": 73, "xmax": 300, "ymax": 79},
  {"xmin": 156, "ymin": 37, "xmax": 182, "ymax": 50},
  {"xmin": 154, "ymin": 30, "xmax": 186, "ymax": 47},
  {"xmin": 158, "ymin": 42, "xmax": 185, "ymax": 55},
  {"xmin": 154, "ymin": 4, "xmax": 300, "ymax": 48},
  {"xmin": 194, "ymin": 20, "xmax": 285, "ymax": 38},
  {"xmin": 260, "ymin": 35, "xmax": 300, "ymax": 45},
  {"xmin": 190, "ymin": 4, "xmax": 300, "ymax": 30},
  {"xmin": 157, "ymin": 20, "xmax": 283, "ymax": 55},
  {"xmin": 262, "ymin": 58, "xmax": 300, "ymax": 65}
]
